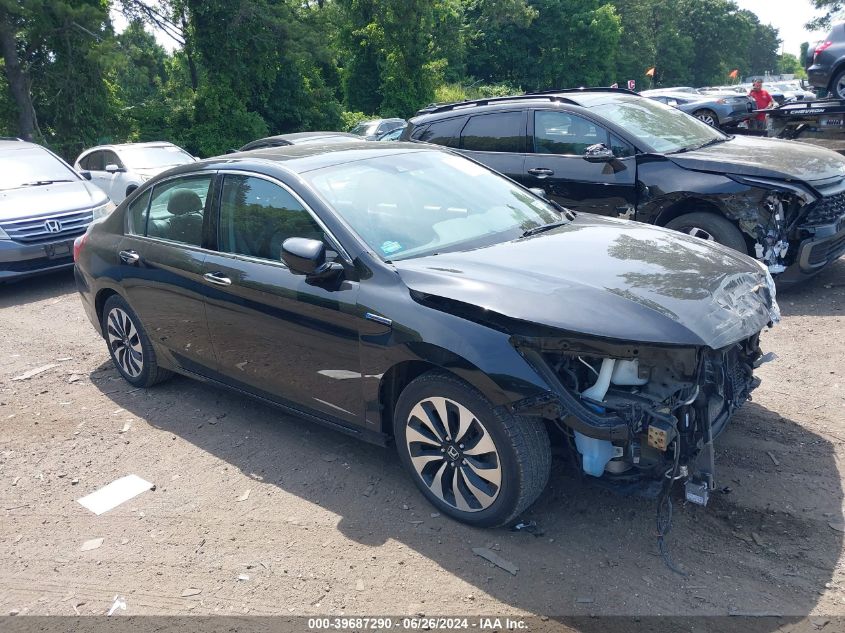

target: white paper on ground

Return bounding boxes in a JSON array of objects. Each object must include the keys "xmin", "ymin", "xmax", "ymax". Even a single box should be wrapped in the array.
[{"xmin": 77, "ymin": 474, "xmax": 154, "ymax": 515}]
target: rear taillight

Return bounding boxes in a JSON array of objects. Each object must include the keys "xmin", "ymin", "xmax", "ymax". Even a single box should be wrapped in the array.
[
  {"xmin": 73, "ymin": 233, "xmax": 88, "ymax": 262},
  {"xmin": 815, "ymin": 40, "xmax": 833, "ymax": 61}
]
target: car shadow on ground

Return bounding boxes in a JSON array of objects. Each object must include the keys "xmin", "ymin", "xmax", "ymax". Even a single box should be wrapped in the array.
[
  {"xmin": 94, "ymin": 363, "xmax": 842, "ymax": 621},
  {"xmin": 0, "ymin": 269, "xmax": 76, "ymax": 309}
]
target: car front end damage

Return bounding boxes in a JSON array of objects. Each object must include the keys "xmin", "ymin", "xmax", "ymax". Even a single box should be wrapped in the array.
[
  {"xmin": 723, "ymin": 175, "xmax": 845, "ymax": 281},
  {"xmin": 504, "ymin": 269, "xmax": 779, "ymax": 506}
]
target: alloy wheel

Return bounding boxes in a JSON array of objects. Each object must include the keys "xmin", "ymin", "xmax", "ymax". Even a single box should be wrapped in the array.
[
  {"xmin": 106, "ymin": 307, "xmax": 144, "ymax": 378},
  {"xmin": 837, "ymin": 77, "xmax": 845, "ymax": 99},
  {"xmin": 404, "ymin": 396, "xmax": 501, "ymax": 512},
  {"xmin": 695, "ymin": 113, "xmax": 716, "ymax": 126}
]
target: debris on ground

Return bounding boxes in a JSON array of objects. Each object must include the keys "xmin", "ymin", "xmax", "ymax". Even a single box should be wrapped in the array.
[
  {"xmin": 510, "ymin": 520, "xmax": 544, "ymax": 536},
  {"xmin": 119, "ymin": 421, "xmax": 132, "ymax": 434},
  {"xmin": 106, "ymin": 595, "xmax": 126, "ymax": 616},
  {"xmin": 77, "ymin": 474, "xmax": 155, "ymax": 515},
  {"xmin": 766, "ymin": 451, "xmax": 780, "ymax": 466},
  {"xmin": 237, "ymin": 574, "xmax": 250, "ymax": 581},
  {"xmin": 181, "ymin": 588, "xmax": 202, "ymax": 597},
  {"xmin": 237, "ymin": 489, "xmax": 251, "ymax": 502},
  {"xmin": 355, "ymin": 579, "xmax": 365, "ymax": 591},
  {"xmin": 472, "ymin": 547, "xmax": 519, "ymax": 576},
  {"xmin": 12, "ymin": 364, "xmax": 58, "ymax": 381},
  {"xmin": 80, "ymin": 537, "xmax": 104, "ymax": 551}
]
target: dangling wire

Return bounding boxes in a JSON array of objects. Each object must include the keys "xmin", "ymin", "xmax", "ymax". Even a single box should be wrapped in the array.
[{"xmin": 657, "ymin": 439, "xmax": 687, "ymax": 577}]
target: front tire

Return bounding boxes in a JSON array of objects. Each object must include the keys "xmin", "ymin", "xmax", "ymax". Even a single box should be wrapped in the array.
[
  {"xmin": 693, "ymin": 109, "xmax": 719, "ymax": 127},
  {"xmin": 665, "ymin": 212, "xmax": 748, "ymax": 254},
  {"xmin": 393, "ymin": 372, "xmax": 551, "ymax": 527},
  {"xmin": 101, "ymin": 295, "xmax": 172, "ymax": 388}
]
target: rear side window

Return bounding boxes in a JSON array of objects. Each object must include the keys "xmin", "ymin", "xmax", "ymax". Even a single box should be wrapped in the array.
[
  {"xmin": 460, "ymin": 111, "xmax": 524, "ymax": 153},
  {"xmin": 218, "ymin": 175, "xmax": 324, "ymax": 262},
  {"xmin": 146, "ymin": 175, "xmax": 213, "ymax": 246},
  {"xmin": 126, "ymin": 189, "xmax": 152, "ymax": 235},
  {"xmin": 413, "ymin": 117, "xmax": 466, "ymax": 147}
]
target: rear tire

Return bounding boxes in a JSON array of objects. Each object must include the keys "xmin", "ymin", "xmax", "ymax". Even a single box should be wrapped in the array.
[
  {"xmin": 693, "ymin": 109, "xmax": 718, "ymax": 127},
  {"xmin": 393, "ymin": 371, "xmax": 551, "ymax": 527},
  {"xmin": 831, "ymin": 69, "xmax": 845, "ymax": 99},
  {"xmin": 665, "ymin": 212, "xmax": 748, "ymax": 254},
  {"xmin": 101, "ymin": 295, "xmax": 172, "ymax": 388}
]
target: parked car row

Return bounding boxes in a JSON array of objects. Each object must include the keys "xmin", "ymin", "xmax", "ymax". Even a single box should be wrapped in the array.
[{"xmin": 3, "ymin": 86, "xmax": 843, "ymax": 527}]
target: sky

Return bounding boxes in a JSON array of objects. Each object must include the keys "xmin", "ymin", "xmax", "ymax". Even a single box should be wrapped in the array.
[
  {"xmin": 734, "ymin": 0, "xmax": 828, "ymax": 56},
  {"xmin": 114, "ymin": 0, "xmax": 832, "ymax": 58}
]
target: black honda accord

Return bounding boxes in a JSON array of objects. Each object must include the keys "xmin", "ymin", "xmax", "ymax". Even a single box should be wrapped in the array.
[{"xmin": 74, "ymin": 142, "xmax": 779, "ymax": 527}]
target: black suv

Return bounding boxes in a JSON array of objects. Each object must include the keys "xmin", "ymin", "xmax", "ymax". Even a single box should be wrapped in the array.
[
  {"xmin": 401, "ymin": 89, "xmax": 845, "ymax": 284},
  {"xmin": 807, "ymin": 22, "xmax": 845, "ymax": 98}
]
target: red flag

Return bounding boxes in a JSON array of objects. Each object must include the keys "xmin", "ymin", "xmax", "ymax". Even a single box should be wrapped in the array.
[{"xmin": 645, "ymin": 67, "xmax": 656, "ymax": 77}]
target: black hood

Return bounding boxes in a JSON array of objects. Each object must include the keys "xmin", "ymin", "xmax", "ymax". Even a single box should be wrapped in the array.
[
  {"xmin": 393, "ymin": 215, "xmax": 776, "ymax": 349},
  {"xmin": 667, "ymin": 134, "xmax": 845, "ymax": 187}
]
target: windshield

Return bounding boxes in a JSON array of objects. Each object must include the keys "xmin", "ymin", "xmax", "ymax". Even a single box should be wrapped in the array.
[
  {"xmin": 119, "ymin": 145, "xmax": 194, "ymax": 169},
  {"xmin": 591, "ymin": 96, "xmax": 727, "ymax": 153},
  {"xmin": 304, "ymin": 150, "xmax": 562, "ymax": 261},
  {"xmin": 0, "ymin": 147, "xmax": 79, "ymax": 191}
]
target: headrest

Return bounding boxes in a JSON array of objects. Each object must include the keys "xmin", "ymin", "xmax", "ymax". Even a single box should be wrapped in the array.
[{"xmin": 167, "ymin": 189, "xmax": 203, "ymax": 215}]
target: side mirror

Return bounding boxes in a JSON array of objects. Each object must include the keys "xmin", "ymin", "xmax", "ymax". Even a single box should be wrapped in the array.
[
  {"xmin": 583, "ymin": 143, "xmax": 615, "ymax": 163},
  {"xmin": 79, "ymin": 170, "xmax": 92, "ymax": 181},
  {"xmin": 529, "ymin": 187, "xmax": 548, "ymax": 199},
  {"xmin": 282, "ymin": 237, "xmax": 342, "ymax": 280},
  {"xmin": 105, "ymin": 163, "xmax": 126, "ymax": 173}
]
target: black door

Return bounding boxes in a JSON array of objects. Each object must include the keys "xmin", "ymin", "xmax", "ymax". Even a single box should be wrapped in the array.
[
  {"xmin": 117, "ymin": 173, "xmax": 218, "ymax": 373},
  {"xmin": 201, "ymin": 173, "xmax": 364, "ymax": 426},
  {"xmin": 524, "ymin": 109, "xmax": 637, "ymax": 217},
  {"xmin": 457, "ymin": 110, "xmax": 528, "ymax": 183}
]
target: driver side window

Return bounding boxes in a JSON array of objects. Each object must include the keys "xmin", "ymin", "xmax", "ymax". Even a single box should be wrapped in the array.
[
  {"xmin": 533, "ymin": 111, "xmax": 609, "ymax": 156},
  {"xmin": 218, "ymin": 175, "xmax": 325, "ymax": 262}
]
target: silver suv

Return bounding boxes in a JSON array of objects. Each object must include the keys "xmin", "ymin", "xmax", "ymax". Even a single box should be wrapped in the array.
[{"xmin": 0, "ymin": 140, "xmax": 113, "ymax": 281}]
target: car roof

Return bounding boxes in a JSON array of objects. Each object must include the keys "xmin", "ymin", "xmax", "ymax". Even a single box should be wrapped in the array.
[
  {"xmin": 78, "ymin": 142, "xmax": 179, "ymax": 154},
  {"xmin": 0, "ymin": 140, "xmax": 46, "ymax": 152},
  {"xmin": 410, "ymin": 89, "xmax": 641, "ymax": 122},
  {"xmin": 181, "ymin": 142, "xmax": 437, "ymax": 176}
]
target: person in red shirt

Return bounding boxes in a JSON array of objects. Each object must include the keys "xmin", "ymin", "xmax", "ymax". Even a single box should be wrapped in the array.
[{"xmin": 748, "ymin": 79, "xmax": 774, "ymax": 134}]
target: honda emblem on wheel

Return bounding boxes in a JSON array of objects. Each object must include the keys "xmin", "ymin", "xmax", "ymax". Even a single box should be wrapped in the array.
[{"xmin": 44, "ymin": 219, "xmax": 62, "ymax": 233}]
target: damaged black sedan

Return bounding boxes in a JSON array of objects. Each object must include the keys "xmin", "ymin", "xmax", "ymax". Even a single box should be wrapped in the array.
[{"xmin": 74, "ymin": 143, "xmax": 779, "ymax": 527}]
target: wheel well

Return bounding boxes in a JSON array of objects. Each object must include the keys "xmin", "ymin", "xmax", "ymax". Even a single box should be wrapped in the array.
[
  {"xmin": 94, "ymin": 289, "xmax": 119, "ymax": 335},
  {"xmin": 378, "ymin": 360, "xmax": 440, "ymax": 438},
  {"xmin": 828, "ymin": 61, "xmax": 845, "ymax": 91},
  {"xmin": 654, "ymin": 198, "xmax": 724, "ymax": 227}
]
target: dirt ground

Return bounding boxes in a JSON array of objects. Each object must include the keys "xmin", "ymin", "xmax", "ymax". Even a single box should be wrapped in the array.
[{"xmin": 1, "ymin": 258, "xmax": 844, "ymax": 623}]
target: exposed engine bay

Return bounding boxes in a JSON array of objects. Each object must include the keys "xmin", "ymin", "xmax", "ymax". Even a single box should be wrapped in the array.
[{"xmin": 514, "ymin": 335, "xmax": 767, "ymax": 506}]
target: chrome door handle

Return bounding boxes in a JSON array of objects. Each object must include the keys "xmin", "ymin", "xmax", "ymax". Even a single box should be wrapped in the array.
[
  {"xmin": 119, "ymin": 250, "xmax": 140, "ymax": 264},
  {"xmin": 203, "ymin": 272, "xmax": 232, "ymax": 286},
  {"xmin": 527, "ymin": 167, "xmax": 554, "ymax": 177}
]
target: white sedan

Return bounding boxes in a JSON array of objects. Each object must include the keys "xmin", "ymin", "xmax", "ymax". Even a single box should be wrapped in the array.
[{"xmin": 74, "ymin": 142, "xmax": 196, "ymax": 204}]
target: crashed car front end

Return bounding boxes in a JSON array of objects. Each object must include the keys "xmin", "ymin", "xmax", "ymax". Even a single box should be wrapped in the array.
[
  {"xmin": 509, "ymin": 271, "xmax": 779, "ymax": 506},
  {"xmin": 726, "ymin": 175, "xmax": 845, "ymax": 281}
]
